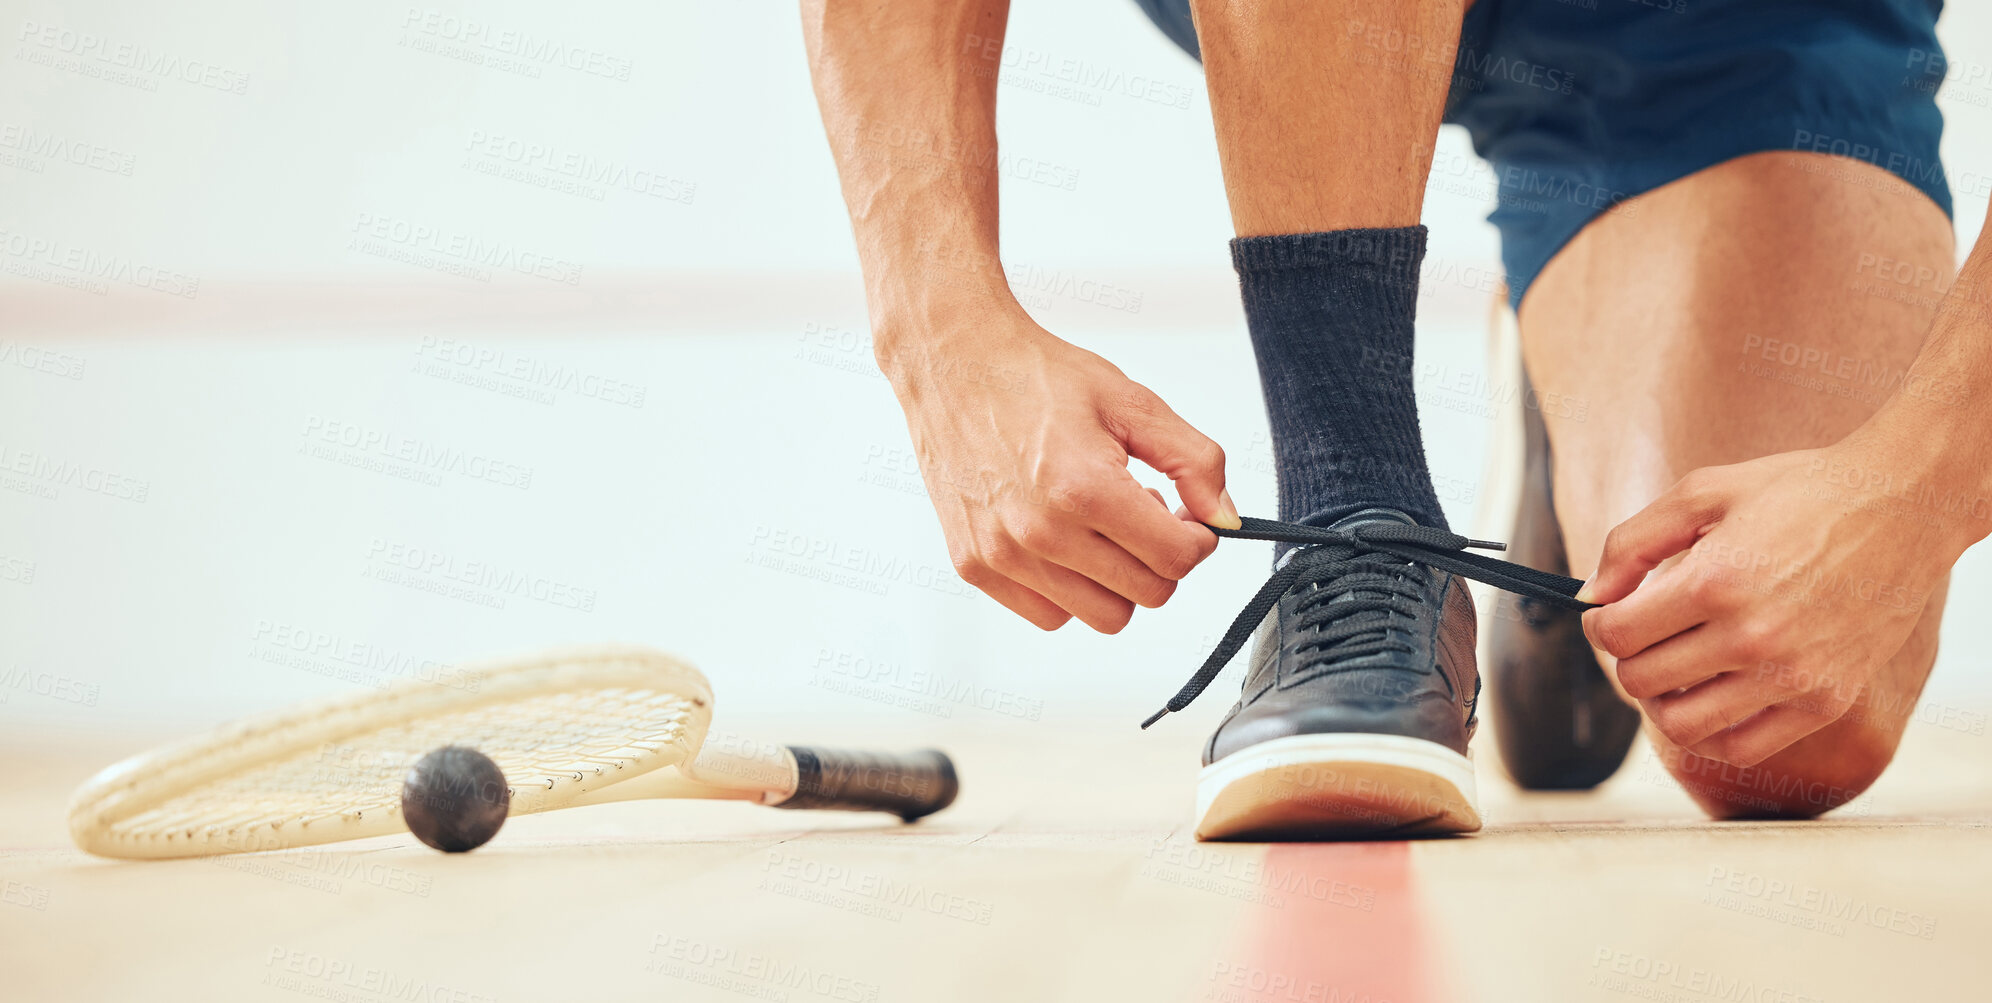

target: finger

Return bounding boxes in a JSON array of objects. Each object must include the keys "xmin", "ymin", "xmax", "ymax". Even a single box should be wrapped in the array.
[
  {"xmin": 1173, "ymin": 504, "xmax": 1214, "ymax": 527},
  {"xmin": 1145, "ymin": 487, "xmax": 1169, "ymax": 509},
  {"xmin": 1688, "ymin": 699, "xmax": 1844, "ymax": 768},
  {"xmin": 1018, "ymin": 557, "xmax": 1138, "ymax": 634},
  {"xmin": 1108, "ymin": 388, "xmax": 1240, "ymax": 530},
  {"xmin": 1610, "ymin": 621, "xmax": 1728, "ymax": 699},
  {"xmin": 1640, "ymin": 669, "xmax": 1793, "ymax": 748},
  {"xmin": 1088, "ymin": 475, "xmax": 1219, "ymax": 581},
  {"xmin": 1041, "ymin": 530, "xmax": 1179, "ymax": 609},
  {"xmin": 1582, "ymin": 561, "xmax": 1717, "ymax": 663},
  {"xmin": 1579, "ymin": 469, "xmax": 1729, "ymax": 605},
  {"xmin": 970, "ymin": 574, "xmax": 1072, "ymax": 631}
]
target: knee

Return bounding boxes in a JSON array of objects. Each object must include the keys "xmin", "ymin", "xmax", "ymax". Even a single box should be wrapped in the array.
[{"xmin": 1660, "ymin": 732, "xmax": 1896, "ymax": 821}]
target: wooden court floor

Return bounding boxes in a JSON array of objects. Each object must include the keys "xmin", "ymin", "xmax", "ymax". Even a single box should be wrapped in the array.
[{"xmin": 4, "ymin": 708, "xmax": 1987, "ymax": 1003}]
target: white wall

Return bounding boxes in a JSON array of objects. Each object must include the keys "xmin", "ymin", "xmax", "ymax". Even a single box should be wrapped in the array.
[
  {"xmin": 2, "ymin": 1, "xmax": 1986, "ymax": 280},
  {"xmin": 4, "ymin": 1, "xmax": 1991, "ymax": 738}
]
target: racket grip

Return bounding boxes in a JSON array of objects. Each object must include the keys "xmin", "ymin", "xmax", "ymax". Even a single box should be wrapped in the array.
[{"xmin": 773, "ymin": 747, "xmax": 959, "ymax": 822}]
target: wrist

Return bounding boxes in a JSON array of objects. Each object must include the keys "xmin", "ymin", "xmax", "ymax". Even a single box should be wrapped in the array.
[
  {"xmin": 1838, "ymin": 408, "xmax": 1992, "ymax": 555},
  {"xmin": 869, "ymin": 279, "xmax": 1028, "ymax": 384}
]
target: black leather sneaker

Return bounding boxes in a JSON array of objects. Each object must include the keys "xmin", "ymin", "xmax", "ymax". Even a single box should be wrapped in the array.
[
  {"xmin": 1191, "ymin": 509, "xmax": 1480, "ymax": 839},
  {"xmin": 1142, "ymin": 508, "xmax": 1591, "ymax": 841},
  {"xmin": 1485, "ymin": 381, "xmax": 1641, "ymax": 790}
]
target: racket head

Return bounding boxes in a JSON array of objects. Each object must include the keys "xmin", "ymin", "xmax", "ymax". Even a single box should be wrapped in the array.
[{"xmin": 68, "ymin": 646, "xmax": 713, "ymax": 859}]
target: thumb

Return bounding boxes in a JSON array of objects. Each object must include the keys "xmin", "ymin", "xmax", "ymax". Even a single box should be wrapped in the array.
[
  {"xmin": 1110, "ymin": 389, "xmax": 1240, "ymax": 530},
  {"xmin": 1579, "ymin": 469, "xmax": 1729, "ymax": 604}
]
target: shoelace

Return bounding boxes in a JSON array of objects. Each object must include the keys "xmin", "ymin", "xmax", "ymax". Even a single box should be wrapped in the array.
[{"xmin": 1141, "ymin": 516, "xmax": 1596, "ymax": 729}]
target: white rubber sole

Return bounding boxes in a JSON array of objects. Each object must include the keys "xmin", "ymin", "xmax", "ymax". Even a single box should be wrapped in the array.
[{"xmin": 1195, "ymin": 733, "xmax": 1483, "ymax": 841}]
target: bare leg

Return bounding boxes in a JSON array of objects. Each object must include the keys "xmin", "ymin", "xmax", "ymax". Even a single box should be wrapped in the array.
[
  {"xmin": 1520, "ymin": 151, "xmax": 1955, "ymax": 817},
  {"xmin": 1190, "ymin": 0, "xmax": 1468, "ymax": 234},
  {"xmin": 1187, "ymin": 0, "xmax": 1472, "ymax": 534}
]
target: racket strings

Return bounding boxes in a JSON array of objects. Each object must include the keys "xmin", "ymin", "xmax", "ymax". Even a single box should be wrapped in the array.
[{"xmin": 110, "ymin": 687, "xmax": 700, "ymax": 842}]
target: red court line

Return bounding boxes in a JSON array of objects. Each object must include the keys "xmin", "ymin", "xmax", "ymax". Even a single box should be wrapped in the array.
[{"xmin": 1216, "ymin": 842, "xmax": 1440, "ymax": 1003}]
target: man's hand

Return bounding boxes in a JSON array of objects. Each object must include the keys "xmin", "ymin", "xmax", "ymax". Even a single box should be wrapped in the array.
[
  {"xmin": 801, "ymin": 0, "xmax": 1235, "ymax": 631},
  {"xmin": 1577, "ymin": 437, "xmax": 1975, "ymax": 767},
  {"xmin": 887, "ymin": 301, "xmax": 1236, "ymax": 633}
]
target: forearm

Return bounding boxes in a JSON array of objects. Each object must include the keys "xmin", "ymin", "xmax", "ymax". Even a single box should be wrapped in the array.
[
  {"xmin": 1853, "ymin": 200, "xmax": 1992, "ymax": 546},
  {"xmin": 800, "ymin": 0, "xmax": 1018, "ymax": 377}
]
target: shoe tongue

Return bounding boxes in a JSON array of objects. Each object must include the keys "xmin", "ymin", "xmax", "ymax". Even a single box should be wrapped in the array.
[
  {"xmin": 1324, "ymin": 507, "xmax": 1418, "ymax": 533},
  {"xmin": 1302, "ymin": 507, "xmax": 1420, "ymax": 609}
]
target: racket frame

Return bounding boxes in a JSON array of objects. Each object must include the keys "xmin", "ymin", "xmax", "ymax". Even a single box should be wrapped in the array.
[{"xmin": 68, "ymin": 646, "xmax": 757, "ymax": 859}]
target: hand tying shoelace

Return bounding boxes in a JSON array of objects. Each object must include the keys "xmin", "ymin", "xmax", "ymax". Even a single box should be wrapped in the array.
[{"xmin": 1141, "ymin": 516, "xmax": 1597, "ymax": 729}]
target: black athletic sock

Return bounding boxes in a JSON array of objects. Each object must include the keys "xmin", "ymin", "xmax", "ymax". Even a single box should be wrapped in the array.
[{"xmin": 1230, "ymin": 226, "xmax": 1447, "ymax": 554}]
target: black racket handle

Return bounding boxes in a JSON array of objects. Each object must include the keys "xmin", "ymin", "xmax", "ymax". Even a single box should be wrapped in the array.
[{"xmin": 772, "ymin": 747, "xmax": 959, "ymax": 822}]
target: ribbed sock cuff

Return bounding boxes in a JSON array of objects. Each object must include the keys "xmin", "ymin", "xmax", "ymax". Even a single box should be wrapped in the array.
[{"xmin": 1230, "ymin": 226, "xmax": 1427, "ymax": 276}]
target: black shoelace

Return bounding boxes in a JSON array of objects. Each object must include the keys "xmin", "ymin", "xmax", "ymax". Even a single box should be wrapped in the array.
[{"xmin": 1140, "ymin": 516, "xmax": 1596, "ymax": 729}]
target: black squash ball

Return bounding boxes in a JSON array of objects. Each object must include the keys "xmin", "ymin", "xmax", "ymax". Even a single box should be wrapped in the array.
[{"xmin": 401, "ymin": 746, "xmax": 511, "ymax": 852}]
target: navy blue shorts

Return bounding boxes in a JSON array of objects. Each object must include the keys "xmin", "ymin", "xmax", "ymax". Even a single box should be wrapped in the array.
[{"xmin": 1131, "ymin": 0, "xmax": 1953, "ymax": 307}]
